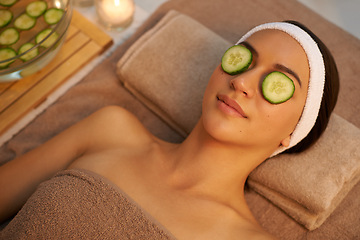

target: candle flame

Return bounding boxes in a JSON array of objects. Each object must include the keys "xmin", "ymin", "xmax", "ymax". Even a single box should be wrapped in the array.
[
  {"xmin": 114, "ymin": 0, "xmax": 120, "ymax": 7},
  {"xmin": 54, "ymin": 0, "xmax": 61, "ymax": 8}
]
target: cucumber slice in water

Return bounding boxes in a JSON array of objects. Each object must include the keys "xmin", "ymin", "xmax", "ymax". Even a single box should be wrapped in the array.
[
  {"xmin": 0, "ymin": 9, "xmax": 13, "ymax": 28},
  {"xmin": 36, "ymin": 28, "xmax": 59, "ymax": 48},
  {"xmin": 221, "ymin": 45, "xmax": 252, "ymax": 75},
  {"xmin": 26, "ymin": 1, "xmax": 48, "ymax": 18},
  {"xmin": 0, "ymin": 47, "xmax": 17, "ymax": 69},
  {"xmin": 14, "ymin": 13, "xmax": 37, "ymax": 30},
  {"xmin": 44, "ymin": 8, "xmax": 64, "ymax": 25},
  {"xmin": 262, "ymin": 71, "xmax": 295, "ymax": 104},
  {"xmin": 19, "ymin": 42, "xmax": 39, "ymax": 61},
  {"xmin": 0, "ymin": 0, "xmax": 17, "ymax": 7},
  {"xmin": 0, "ymin": 28, "xmax": 19, "ymax": 45}
]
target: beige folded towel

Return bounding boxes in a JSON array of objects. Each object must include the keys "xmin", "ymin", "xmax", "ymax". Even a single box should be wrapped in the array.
[
  {"xmin": 116, "ymin": 10, "xmax": 360, "ymax": 230},
  {"xmin": 117, "ymin": 10, "xmax": 231, "ymax": 136},
  {"xmin": 248, "ymin": 114, "xmax": 360, "ymax": 230}
]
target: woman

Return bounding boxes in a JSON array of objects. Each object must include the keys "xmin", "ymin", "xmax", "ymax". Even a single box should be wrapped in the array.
[{"xmin": 0, "ymin": 21, "xmax": 339, "ymax": 239}]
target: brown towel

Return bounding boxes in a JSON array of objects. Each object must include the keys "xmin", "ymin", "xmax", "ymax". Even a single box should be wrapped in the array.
[
  {"xmin": 117, "ymin": 10, "xmax": 231, "ymax": 136},
  {"xmin": 0, "ymin": 169, "xmax": 176, "ymax": 240},
  {"xmin": 248, "ymin": 114, "xmax": 360, "ymax": 230}
]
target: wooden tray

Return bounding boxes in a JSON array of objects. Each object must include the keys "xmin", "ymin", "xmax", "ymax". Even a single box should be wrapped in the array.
[{"xmin": 0, "ymin": 10, "xmax": 113, "ymax": 135}]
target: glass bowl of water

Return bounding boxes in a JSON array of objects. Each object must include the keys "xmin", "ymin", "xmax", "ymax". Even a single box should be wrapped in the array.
[{"xmin": 0, "ymin": 0, "xmax": 72, "ymax": 82}]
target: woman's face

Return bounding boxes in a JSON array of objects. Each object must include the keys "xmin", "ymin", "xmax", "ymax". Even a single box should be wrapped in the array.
[{"xmin": 202, "ymin": 29, "xmax": 310, "ymax": 152}]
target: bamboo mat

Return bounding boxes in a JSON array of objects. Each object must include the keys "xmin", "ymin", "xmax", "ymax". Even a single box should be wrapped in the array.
[{"xmin": 0, "ymin": 10, "xmax": 113, "ymax": 135}]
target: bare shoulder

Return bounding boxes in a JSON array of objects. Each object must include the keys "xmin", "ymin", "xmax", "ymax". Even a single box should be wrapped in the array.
[
  {"xmin": 91, "ymin": 106, "xmax": 147, "ymax": 133},
  {"xmin": 81, "ymin": 106, "xmax": 155, "ymax": 150}
]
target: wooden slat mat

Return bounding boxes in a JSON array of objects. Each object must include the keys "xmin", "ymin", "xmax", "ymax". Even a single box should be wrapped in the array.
[{"xmin": 0, "ymin": 10, "xmax": 113, "ymax": 135}]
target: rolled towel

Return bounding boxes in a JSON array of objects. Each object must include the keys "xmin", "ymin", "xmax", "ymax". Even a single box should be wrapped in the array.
[
  {"xmin": 248, "ymin": 114, "xmax": 360, "ymax": 230},
  {"xmin": 117, "ymin": 10, "xmax": 231, "ymax": 136}
]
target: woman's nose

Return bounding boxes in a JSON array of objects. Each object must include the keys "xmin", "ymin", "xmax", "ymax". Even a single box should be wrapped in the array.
[{"xmin": 229, "ymin": 73, "xmax": 256, "ymax": 98}]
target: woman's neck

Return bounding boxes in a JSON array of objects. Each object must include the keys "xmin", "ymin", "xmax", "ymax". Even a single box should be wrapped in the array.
[{"xmin": 160, "ymin": 120, "xmax": 271, "ymax": 223}]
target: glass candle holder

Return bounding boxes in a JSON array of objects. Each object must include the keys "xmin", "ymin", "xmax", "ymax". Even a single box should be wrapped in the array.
[{"xmin": 95, "ymin": 0, "xmax": 135, "ymax": 31}]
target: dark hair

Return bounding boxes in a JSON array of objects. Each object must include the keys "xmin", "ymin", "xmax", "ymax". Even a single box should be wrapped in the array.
[{"xmin": 284, "ymin": 20, "xmax": 340, "ymax": 153}]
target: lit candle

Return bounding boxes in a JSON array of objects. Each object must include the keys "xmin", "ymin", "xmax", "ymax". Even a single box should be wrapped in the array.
[{"xmin": 96, "ymin": 0, "xmax": 135, "ymax": 31}]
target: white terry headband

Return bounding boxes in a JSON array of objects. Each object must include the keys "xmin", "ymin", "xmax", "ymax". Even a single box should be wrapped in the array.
[{"xmin": 237, "ymin": 22, "xmax": 325, "ymax": 157}]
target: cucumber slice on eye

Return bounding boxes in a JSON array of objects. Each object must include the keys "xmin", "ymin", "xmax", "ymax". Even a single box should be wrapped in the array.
[
  {"xmin": 35, "ymin": 28, "xmax": 59, "ymax": 48},
  {"xmin": 0, "ymin": 47, "xmax": 17, "ymax": 69},
  {"xmin": 221, "ymin": 45, "xmax": 252, "ymax": 75},
  {"xmin": 26, "ymin": 1, "xmax": 48, "ymax": 18},
  {"xmin": 0, "ymin": 9, "xmax": 13, "ymax": 28},
  {"xmin": 44, "ymin": 8, "xmax": 64, "ymax": 25},
  {"xmin": 0, "ymin": 0, "xmax": 17, "ymax": 7},
  {"xmin": 14, "ymin": 13, "xmax": 37, "ymax": 30},
  {"xmin": 262, "ymin": 71, "xmax": 295, "ymax": 104},
  {"xmin": 0, "ymin": 28, "xmax": 19, "ymax": 45},
  {"xmin": 18, "ymin": 42, "xmax": 39, "ymax": 61}
]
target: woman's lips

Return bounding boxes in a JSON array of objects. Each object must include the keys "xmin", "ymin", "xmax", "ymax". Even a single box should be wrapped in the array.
[{"xmin": 216, "ymin": 94, "xmax": 248, "ymax": 118}]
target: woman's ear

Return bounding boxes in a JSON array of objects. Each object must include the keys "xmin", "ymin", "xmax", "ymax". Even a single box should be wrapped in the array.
[{"xmin": 280, "ymin": 136, "xmax": 291, "ymax": 147}]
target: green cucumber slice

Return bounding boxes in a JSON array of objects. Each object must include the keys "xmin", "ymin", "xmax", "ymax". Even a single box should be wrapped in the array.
[
  {"xmin": 0, "ymin": 0, "xmax": 17, "ymax": 7},
  {"xmin": 221, "ymin": 45, "xmax": 252, "ymax": 75},
  {"xmin": 0, "ymin": 47, "xmax": 17, "ymax": 69},
  {"xmin": 44, "ymin": 8, "xmax": 64, "ymax": 25},
  {"xmin": 26, "ymin": 1, "xmax": 48, "ymax": 18},
  {"xmin": 0, "ymin": 9, "xmax": 13, "ymax": 28},
  {"xmin": 14, "ymin": 13, "xmax": 37, "ymax": 30},
  {"xmin": 262, "ymin": 71, "xmax": 295, "ymax": 104},
  {"xmin": 35, "ymin": 28, "xmax": 59, "ymax": 48},
  {"xmin": 18, "ymin": 42, "xmax": 39, "ymax": 61},
  {"xmin": 0, "ymin": 28, "xmax": 19, "ymax": 45}
]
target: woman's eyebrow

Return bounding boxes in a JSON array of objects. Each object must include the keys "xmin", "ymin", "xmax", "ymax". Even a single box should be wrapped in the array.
[
  {"xmin": 240, "ymin": 41, "xmax": 258, "ymax": 57},
  {"xmin": 240, "ymin": 41, "xmax": 302, "ymax": 87},
  {"xmin": 274, "ymin": 63, "xmax": 302, "ymax": 87}
]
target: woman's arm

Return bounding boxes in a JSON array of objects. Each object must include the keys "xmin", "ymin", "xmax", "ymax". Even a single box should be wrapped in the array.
[
  {"xmin": 0, "ymin": 107, "xmax": 111, "ymax": 223},
  {"xmin": 0, "ymin": 105, "xmax": 153, "ymax": 223}
]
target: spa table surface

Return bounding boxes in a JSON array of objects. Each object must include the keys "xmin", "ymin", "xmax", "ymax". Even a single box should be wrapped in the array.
[{"xmin": 0, "ymin": 0, "xmax": 168, "ymax": 146}]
